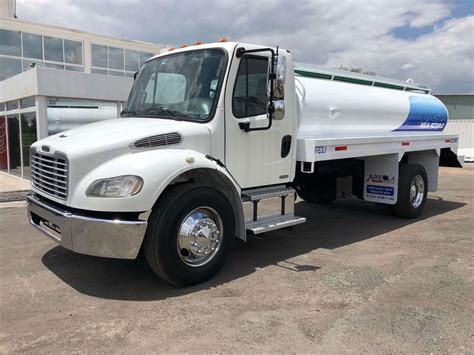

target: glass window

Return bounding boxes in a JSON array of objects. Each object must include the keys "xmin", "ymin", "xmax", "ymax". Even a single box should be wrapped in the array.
[
  {"xmin": 91, "ymin": 68, "xmax": 108, "ymax": 75},
  {"xmin": 109, "ymin": 47, "xmax": 124, "ymax": 70},
  {"xmin": 125, "ymin": 50, "xmax": 139, "ymax": 71},
  {"xmin": 44, "ymin": 36, "xmax": 64, "ymax": 62},
  {"xmin": 20, "ymin": 112, "xmax": 37, "ymax": 178},
  {"xmin": 0, "ymin": 29, "xmax": 21, "ymax": 56},
  {"xmin": 0, "ymin": 57, "xmax": 22, "ymax": 81},
  {"xmin": 140, "ymin": 52, "xmax": 153, "ymax": 66},
  {"xmin": 45, "ymin": 63, "xmax": 65, "ymax": 70},
  {"xmin": 23, "ymin": 59, "xmax": 44, "ymax": 71},
  {"xmin": 7, "ymin": 100, "xmax": 18, "ymax": 110},
  {"xmin": 91, "ymin": 44, "xmax": 107, "ymax": 68},
  {"xmin": 0, "ymin": 116, "xmax": 7, "ymax": 172},
  {"xmin": 22, "ymin": 33, "xmax": 43, "ymax": 59},
  {"xmin": 7, "ymin": 115, "xmax": 21, "ymax": 177},
  {"xmin": 20, "ymin": 96, "xmax": 35, "ymax": 109},
  {"xmin": 0, "ymin": 103, "xmax": 5, "ymax": 111},
  {"xmin": 126, "ymin": 49, "xmax": 226, "ymax": 121},
  {"xmin": 232, "ymin": 56, "xmax": 269, "ymax": 118},
  {"xmin": 65, "ymin": 65, "xmax": 83, "ymax": 72},
  {"xmin": 64, "ymin": 40, "xmax": 82, "ymax": 65},
  {"xmin": 109, "ymin": 70, "xmax": 124, "ymax": 76}
]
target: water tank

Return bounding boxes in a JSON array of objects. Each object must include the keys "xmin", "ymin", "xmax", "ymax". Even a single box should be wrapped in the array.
[{"xmin": 294, "ymin": 64, "xmax": 448, "ymax": 137}]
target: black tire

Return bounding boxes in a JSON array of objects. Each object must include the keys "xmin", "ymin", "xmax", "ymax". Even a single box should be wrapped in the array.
[
  {"xmin": 393, "ymin": 163, "xmax": 428, "ymax": 219},
  {"xmin": 144, "ymin": 184, "xmax": 234, "ymax": 286}
]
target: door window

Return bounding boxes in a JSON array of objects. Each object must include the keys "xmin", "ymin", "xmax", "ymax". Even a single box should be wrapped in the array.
[{"xmin": 232, "ymin": 56, "xmax": 268, "ymax": 118}]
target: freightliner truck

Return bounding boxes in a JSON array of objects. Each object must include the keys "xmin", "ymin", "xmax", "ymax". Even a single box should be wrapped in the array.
[{"xmin": 27, "ymin": 42, "xmax": 462, "ymax": 286}]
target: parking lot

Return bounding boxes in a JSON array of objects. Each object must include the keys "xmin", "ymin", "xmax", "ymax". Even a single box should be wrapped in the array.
[{"xmin": 0, "ymin": 166, "xmax": 473, "ymax": 353}]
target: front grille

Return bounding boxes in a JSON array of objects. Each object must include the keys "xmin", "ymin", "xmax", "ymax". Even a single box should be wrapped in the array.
[{"xmin": 31, "ymin": 151, "xmax": 69, "ymax": 200}]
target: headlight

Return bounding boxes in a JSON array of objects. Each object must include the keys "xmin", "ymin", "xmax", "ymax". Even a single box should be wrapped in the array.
[{"xmin": 86, "ymin": 175, "xmax": 143, "ymax": 198}]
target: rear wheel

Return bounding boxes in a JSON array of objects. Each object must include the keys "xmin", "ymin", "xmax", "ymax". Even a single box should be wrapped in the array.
[
  {"xmin": 144, "ymin": 184, "xmax": 234, "ymax": 286},
  {"xmin": 393, "ymin": 163, "xmax": 428, "ymax": 219}
]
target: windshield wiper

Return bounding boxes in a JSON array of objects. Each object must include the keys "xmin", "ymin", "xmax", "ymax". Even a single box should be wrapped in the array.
[
  {"xmin": 120, "ymin": 108, "xmax": 137, "ymax": 117},
  {"xmin": 142, "ymin": 106, "xmax": 198, "ymax": 120}
]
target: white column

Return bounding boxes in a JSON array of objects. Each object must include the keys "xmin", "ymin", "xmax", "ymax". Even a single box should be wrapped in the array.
[{"xmin": 35, "ymin": 96, "xmax": 48, "ymax": 139}]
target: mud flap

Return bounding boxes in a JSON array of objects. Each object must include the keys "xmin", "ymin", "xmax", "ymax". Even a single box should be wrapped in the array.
[{"xmin": 363, "ymin": 154, "xmax": 399, "ymax": 205}]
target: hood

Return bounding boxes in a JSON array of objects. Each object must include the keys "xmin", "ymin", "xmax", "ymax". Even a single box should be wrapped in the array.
[{"xmin": 33, "ymin": 117, "xmax": 211, "ymax": 159}]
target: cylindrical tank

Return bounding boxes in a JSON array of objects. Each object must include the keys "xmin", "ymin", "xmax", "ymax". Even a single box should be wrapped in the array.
[{"xmin": 295, "ymin": 73, "xmax": 448, "ymax": 137}]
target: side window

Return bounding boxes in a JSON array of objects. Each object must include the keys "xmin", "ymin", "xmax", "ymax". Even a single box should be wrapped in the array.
[{"xmin": 232, "ymin": 56, "xmax": 268, "ymax": 118}]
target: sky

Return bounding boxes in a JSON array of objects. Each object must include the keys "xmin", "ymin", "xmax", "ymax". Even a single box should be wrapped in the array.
[{"xmin": 16, "ymin": 0, "xmax": 474, "ymax": 94}]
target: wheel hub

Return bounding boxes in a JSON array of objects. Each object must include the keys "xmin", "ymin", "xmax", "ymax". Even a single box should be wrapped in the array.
[
  {"xmin": 410, "ymin": 175, "xmax": 425, "ymax": 208},
  {"xmin": 177, "ymin": 207, "xmax": 223, "ymax": 267}
]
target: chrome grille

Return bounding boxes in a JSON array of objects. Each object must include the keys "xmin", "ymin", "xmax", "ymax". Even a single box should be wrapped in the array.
[
  {"xmin": 31, "ymin": 151, "xmax": 68, "ymax": 200},
  {"xmin": 132, "ymin": 132, "xmax": 182, "ymax": 149}
]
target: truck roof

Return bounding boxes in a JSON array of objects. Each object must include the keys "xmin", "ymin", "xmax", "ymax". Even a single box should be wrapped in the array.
[{"xmin": 294, "ymin": 62, "xmax": 431, "ymax": 95}]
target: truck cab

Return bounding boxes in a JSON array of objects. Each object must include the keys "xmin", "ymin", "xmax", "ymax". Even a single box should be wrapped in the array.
[{"xmin": 27, "ymin": 42, "xmax": 460, "ymax": 286}]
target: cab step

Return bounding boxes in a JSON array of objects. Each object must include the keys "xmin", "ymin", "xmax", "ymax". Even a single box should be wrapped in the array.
[
  {"xmin": 246, "ymin": 214, "xmax": 306, "ymax": 235},
  {"xmin": 242, "ymin": 185, "xmax": 295, "ymax": 201},
  {"xmin": 241, "ymin": 184, "xmax": 306, "ymax": 236}
]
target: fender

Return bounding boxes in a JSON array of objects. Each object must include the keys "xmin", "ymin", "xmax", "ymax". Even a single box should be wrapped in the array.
[{"xmin": 68, "ymin": 148, "xmax": 246, "ymax": 239}]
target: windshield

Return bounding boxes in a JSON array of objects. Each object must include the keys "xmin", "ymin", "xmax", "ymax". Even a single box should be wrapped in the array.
[{"xmin": 125, "ymin": 48, "xmax": 227, "ymax": 121}]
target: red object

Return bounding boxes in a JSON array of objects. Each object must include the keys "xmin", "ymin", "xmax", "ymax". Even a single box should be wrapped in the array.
[
  {"xmin": 335, "ymin": 145, "xmax": 347, "ymax": 151},
  {"xmin": 402, "ymin": 141, "xmax": 410, "ymax": 146}
]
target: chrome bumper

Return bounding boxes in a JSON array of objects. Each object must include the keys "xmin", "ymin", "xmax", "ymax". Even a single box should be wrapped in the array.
[{"xmin": 27, "ymin": 193, "xmax": 148, "ymax": 259}]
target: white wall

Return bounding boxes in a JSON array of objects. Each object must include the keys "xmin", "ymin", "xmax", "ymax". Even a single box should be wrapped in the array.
[{"xmin": 445, "ymin": 120, "xmax": 474, "ymax": 162}]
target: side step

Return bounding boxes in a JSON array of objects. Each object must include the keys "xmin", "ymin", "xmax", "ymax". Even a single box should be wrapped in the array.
[
  {"xmin": 242, "ymin": 184, "xmax": 306, "ymax": 235},
  {"xmin": 246, "ymin": 214, "xmax": 306, "ymax": 235},
  {"xmin": 242, "ymin": 185, "xmax": 295, "ymax": 201}
]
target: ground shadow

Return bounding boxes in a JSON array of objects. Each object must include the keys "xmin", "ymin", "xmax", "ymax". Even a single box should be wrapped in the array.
[{"xmin": 42, "ymin": 197, "xmax": 465, "ymax": 301}]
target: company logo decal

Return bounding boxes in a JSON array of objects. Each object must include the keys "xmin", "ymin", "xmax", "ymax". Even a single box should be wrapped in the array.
[
  {"xmin": 367, "ymin": 174, "xmax": 395, "ymax": 184},
  {"xmin": 393, "ymin": 96, "xmax": 448, "ymax": 132},
  {"xmin": 367, "ymin": 185, "xmax": 394, "ymax": 196},
  {"xmin": 315, "ymin": 146, "xmax": 327, "ymax": 154}
]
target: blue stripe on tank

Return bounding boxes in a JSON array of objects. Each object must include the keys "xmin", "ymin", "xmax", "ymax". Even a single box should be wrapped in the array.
[{"xmin": 393, "ymin": 95, "xmax": 447, "ymax": 132}]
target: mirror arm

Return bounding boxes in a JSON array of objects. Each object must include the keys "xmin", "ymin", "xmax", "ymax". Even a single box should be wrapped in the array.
[{"xmin": 236, "ymin": 46, "xmax": 277, "ymax": 132}]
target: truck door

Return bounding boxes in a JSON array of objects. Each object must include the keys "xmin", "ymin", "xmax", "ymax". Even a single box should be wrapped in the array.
[{"xmin": 224, "ymin": 46, "xmax": 295, "ymax": 189}]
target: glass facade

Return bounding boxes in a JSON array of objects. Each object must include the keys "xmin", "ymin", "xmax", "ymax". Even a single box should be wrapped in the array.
[
  {"xmin": 91, "ymin": 43, "xmax": 153, "ymax": 77},
  {"xmin": 0, "ymin": 29, "xmax": 84, "ymax": 81},
  {"xmin": 0, "ymin": 97, "xmax": 37, "ymax": 178},
  {"xmin": 7, "ymin": 115, "xmax": 21, "ymax": 177},
  {"xmin": 20, "ymin": 112, "xmax": 37, "ymax": 179}
]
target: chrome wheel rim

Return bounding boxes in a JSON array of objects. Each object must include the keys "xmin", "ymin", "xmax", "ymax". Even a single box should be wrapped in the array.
[
  {"xmin": 410, "ymin": 175, "xmax": 425, "ymax": 208},
  {"xmin": 177, "ymin": 207, "xmax": 223, "ymax": 267}
]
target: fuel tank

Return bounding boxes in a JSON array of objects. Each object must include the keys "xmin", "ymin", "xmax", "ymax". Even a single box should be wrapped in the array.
[{"xmin": 294, "ymin": 65, "xmax": 448, "ymax": 137}]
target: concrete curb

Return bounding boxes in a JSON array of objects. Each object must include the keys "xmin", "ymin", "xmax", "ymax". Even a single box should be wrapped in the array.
[{"xmin": 0, "ymin": 190, "xmax": 29, "ymax": 203}]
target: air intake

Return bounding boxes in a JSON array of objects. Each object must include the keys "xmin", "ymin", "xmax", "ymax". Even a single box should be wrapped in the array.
[{"xmin": 132, "ymin": 132, "xmax": 182, "ymax": 149}]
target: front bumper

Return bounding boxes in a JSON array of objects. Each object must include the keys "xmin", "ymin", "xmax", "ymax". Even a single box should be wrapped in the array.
[{"xmin": 27, "ymin": 193, "xmax": 148, "ymax": 259}]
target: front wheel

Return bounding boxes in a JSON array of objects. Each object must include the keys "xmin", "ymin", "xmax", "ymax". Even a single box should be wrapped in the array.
[
  {"xmin": 393, "ymin": 163, "xmax": 428, "ymax": 219},
  {"xmin": 144, "ymin": 184, "xmax": 234, "ymax": 286}
]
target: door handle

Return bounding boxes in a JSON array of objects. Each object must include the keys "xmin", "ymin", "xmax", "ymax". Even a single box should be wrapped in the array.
[{"xmin": 281, "ymin": 135, "xmax": 292, "ymax": 158}]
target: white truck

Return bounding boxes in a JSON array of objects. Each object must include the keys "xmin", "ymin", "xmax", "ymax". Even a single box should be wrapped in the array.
[{"xmin": 27, "ymin": 42, "xmax": 462, "ymax": 286}]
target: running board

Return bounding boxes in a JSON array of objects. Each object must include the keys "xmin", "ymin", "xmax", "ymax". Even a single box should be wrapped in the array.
[
  {"xmin": 242, "ymin": 185, "xmax": 295, "ymax": 201},
  {"xmin": 246, "ymin": 214, "xmax": 306, "ymax": 235}
]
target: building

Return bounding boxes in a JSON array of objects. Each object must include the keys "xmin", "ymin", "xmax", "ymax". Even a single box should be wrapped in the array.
[
  {"xmin": 436, "ymin": 94, "xmax": 474, "ymax": 162},
  {"xmin": 0, "ymin": 4, "xmax": 165, "ymax": 179}
]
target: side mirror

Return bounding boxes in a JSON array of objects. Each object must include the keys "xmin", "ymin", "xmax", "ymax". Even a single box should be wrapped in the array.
[
  {"xmin": 273, "ymin": 56, "xmax": 286, "ymax": 99},
  {"xmin": 273, "ymin": 99, "xmax": 285, "ymax": 120}
]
